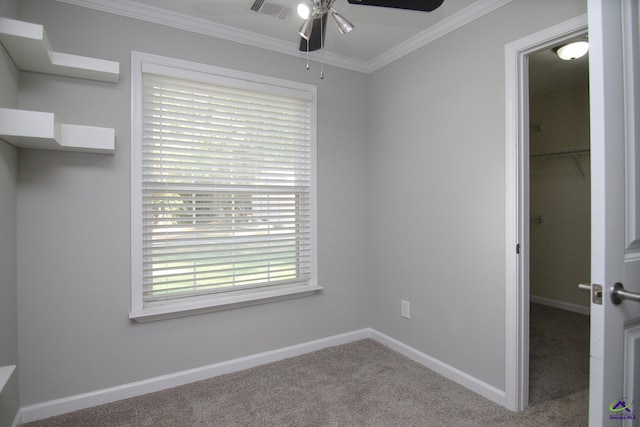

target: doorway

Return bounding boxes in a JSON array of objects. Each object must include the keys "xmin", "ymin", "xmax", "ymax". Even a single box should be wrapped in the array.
[
  {"xmin": 528, "ymin": 41, "xmax": 591, "ymax": 316},
  {"xmin": 504, "ymin": 15, "xmax": 589, "ymax": 411},
  {"xmin": 527, "ymin": 40, "xmax": 591, "ymax": 408}
]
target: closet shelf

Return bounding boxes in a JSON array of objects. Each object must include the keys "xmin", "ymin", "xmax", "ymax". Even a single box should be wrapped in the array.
[
  {"xmin": 0, "ymin": 365, "xmax": 16, "ymax": 394},
  {"xmin": 0, "ymin": 17, "xmax": 119, "ymax": 83},
  {"xmin": 0, "ymin": 108, "xmax": 115, "ymax": 153},
  {"xmin": 530, "ymin": 146, "xmax": 590, "ymax": 158},
  {"xmin": 531, "ymin": 146, "xmax": 590, "ymax": 179}
]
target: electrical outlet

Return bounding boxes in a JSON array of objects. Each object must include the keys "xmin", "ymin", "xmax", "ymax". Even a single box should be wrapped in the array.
[{"xmin": 401, "ymin": 300, "xmax": 410, "ymax": 319}]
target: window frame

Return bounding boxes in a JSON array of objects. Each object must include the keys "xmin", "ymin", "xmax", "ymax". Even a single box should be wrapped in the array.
[{"xmin": 130, "ymin": 51, "xmax": 320, "ymax": 322}]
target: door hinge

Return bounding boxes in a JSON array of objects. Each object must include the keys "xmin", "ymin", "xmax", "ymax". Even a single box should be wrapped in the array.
[{"xmin": 516, "ymin": 243, "xmax": 521, "ymax": 254}]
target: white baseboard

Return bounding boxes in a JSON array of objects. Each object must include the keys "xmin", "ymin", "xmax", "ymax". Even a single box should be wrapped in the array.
[
  {"xmin": 11, "ymin": 410, "xmax": 22, "ymax": 427},
  {"xmin": 21, "ymin": 328, "xmax": 507, "ymax": 423},
  {"xmin": 368, "ymin": 330, "xmax": 507, "ymax": 408},
  {"xmin": 20, "ymin": 329, "xmax": 371, "ymax": 423},
  {"xmin": 530, "ymin": 295, "xmax": 590, "ymax": 316}
]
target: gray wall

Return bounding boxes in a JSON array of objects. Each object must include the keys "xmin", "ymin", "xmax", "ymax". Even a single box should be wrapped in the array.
[
  {"xmin": 0, "ymin": 1, "xmax": 21, "ymax": 425},
  {"xmin": 17, "ymin": 0, "xmax": 369, "ymax": 405},
  {"xmin": 366, "ymin": 0, "xmax": 587, "ymax": 390},
  {"xmin": 530, "ymin": 84, "xmax": 591, "ymax": 308},
  {"xmin": 13, "ymin": 0, "xmax": 588, "ymax": 411}
]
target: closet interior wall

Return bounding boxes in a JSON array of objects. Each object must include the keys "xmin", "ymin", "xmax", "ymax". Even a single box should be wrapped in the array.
[{"xmin": 529, "ymin": 82, "xmax": 591, "ymax": 311}]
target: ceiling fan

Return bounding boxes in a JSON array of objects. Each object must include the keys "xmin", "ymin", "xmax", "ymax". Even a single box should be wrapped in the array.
[{"xmin": 297, "ymin": 0, "xmax": 445, "ymax": 52}]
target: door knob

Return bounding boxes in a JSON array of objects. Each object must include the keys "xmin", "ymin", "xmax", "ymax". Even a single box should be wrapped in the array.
[
  {"xmin": 610, "ymin": 282, "xmax": 640, "ymax": 305},
  {"xmin": 578, "ymin": 282, "xmax": 640, "ymax": 305}
]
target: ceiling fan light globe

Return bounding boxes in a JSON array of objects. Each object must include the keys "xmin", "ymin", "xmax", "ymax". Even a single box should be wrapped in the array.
[
  {"xmin": 297, "ymin": 2, "xmax": 311, "ymax": 20},
  {"xmin": 332, "ymin": 11, "xmax": 354, "ymax": 34},
  {"xmin": 298, "ymin": 18, "xmax": 314, "ymax": 40}
]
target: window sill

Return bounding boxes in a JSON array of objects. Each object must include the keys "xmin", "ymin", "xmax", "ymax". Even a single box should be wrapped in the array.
[{"xmin": 130, "ymin": 284, "xmax": 323, "ymax": 323}]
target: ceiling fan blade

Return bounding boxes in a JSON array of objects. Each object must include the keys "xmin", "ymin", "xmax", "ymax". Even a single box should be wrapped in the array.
[
  {"xmin": 347, "ymin": 0, "xmax": 444, "ymax": 12},
  {"xmin": 299, "ymin": 16, "xmax": 328, "ymax": 52}
]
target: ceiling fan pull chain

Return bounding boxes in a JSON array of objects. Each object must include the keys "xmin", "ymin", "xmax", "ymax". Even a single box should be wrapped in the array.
[
  {"xmin": 306, "ymin": 39, "xmax": 310, "ymax": 70},
  {"xmin": 320, "ymin": 13, "xmax": 325, "ymax": 79}
]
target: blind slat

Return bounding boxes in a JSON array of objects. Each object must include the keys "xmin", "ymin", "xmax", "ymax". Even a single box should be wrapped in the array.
[{"xmin": 140, "ymin": 71, "xmax": 313, "ymax": 305}]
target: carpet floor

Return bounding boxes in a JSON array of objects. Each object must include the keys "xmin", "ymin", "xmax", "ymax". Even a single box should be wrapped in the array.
[{"xmin": 25, "ymin": 303, "xmax": 589, "ymax": 426}]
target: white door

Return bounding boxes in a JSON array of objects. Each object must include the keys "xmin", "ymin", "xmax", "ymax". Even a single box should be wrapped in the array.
[{"xmin": 588, "ymin": 0, "xmax": 640, "ymax": 425}]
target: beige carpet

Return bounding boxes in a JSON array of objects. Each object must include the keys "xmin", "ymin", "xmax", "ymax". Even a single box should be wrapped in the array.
[{"xmin": 25, "ymin": 304, "xmax": 589, "ymax": 426}]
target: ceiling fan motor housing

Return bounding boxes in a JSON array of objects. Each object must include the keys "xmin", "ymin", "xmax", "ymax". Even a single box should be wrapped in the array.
[{"xmin": 299, "ymin": 0, "xmax": 445, "ymax": 52}]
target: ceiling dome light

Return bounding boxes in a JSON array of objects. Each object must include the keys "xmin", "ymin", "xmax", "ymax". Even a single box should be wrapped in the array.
[
  {"xmin": 555, "ymin": 41, "xmax": 589, "ymax": 60},
  {"xmin": 297, "ymin": 2, "xmax": 311, "ymax": 19}
]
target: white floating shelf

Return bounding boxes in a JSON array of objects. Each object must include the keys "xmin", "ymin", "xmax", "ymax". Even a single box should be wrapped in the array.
[
  {"xmin": 0, "ymin": 365, "xmax": 16, "ymax": 394},
  {"xmin": 0, "ymin": 17, "xmax": 119, "ymax": 83},
  {"xmin": 0, "ymin": 108, "xmax": 115, "ymax": 153}
]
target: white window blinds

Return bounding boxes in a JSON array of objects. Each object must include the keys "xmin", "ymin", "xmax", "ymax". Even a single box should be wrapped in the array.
[{"xmin": 140, "ymin": 70, "xmax": 314, "ymax": 306}]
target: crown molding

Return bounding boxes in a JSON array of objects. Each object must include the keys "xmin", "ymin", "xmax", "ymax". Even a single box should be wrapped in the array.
[
  {"xmin": 56, "ymin": 0, "xmax": 299, "ymax": 58},
  {"xmin": 54, "ymin": 0, "xmax": 370, "ymax": 72},
  {"xmin": 365, "ymin": 0, "xmax": 513, "ymax": 73},
  {"xmin": 55, "ymin": 0, "xmax": 512, "ymax": 74}
]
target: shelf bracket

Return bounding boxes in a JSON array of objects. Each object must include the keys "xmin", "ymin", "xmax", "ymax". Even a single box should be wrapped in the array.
[{"xmin": 571, "ymin": 153, "xmax": 586, "ymax": 179}]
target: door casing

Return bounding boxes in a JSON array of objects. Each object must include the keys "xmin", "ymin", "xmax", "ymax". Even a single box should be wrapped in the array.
[{"xmin": 504, "ymin": 14, "xmax": 589, "ymax": 411}]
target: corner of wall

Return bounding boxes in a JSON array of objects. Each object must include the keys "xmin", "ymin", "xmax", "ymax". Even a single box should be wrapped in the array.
[{"xmin": 0, "ymin": 2, "xmax": 22, "ymax": 426}]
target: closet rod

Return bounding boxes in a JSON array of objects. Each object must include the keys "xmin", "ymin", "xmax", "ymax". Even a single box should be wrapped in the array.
[{"xmin": 530, "ymin": 146, "xmax": 590, "ymax": 158}]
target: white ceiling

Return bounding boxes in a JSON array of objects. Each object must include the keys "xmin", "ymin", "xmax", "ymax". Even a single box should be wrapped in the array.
[
  {"xmin": 57, "ymin": 0, "xmax": 511, "ymax": 72},
  {"xmin": 56, "ymin": 0, "xmax": 588, "ymax": 92}
]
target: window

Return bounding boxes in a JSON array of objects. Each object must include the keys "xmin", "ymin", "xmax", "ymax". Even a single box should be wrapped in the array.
[{"xmin": 130, "ymin": 52, "xmax": 319, "ymax": 321}]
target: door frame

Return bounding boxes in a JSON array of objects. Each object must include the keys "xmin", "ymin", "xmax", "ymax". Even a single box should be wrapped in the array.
[{"xmin": 504, "ymin": 14, "xmax": 588, "ymax": 411}]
